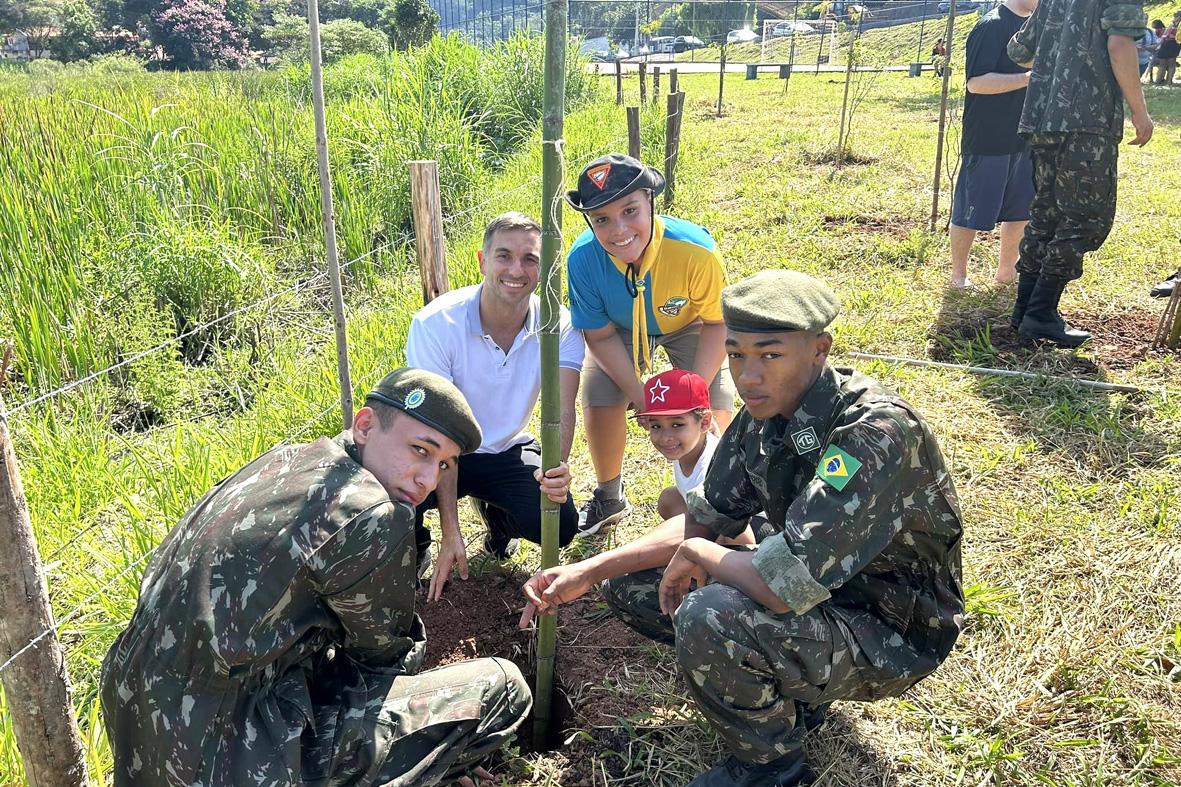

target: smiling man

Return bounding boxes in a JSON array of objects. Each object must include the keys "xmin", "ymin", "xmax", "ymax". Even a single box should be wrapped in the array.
[
  {"xmin": 101, "ymin": 368, "xmax": 531, "ymax": 787},
  {"xmin": 406, "ymin": 212, "xmax": 583, "ymax": 600},
  {"xmin": 519, "ymin": 270, "xmax": 965, "ymax": 786}
]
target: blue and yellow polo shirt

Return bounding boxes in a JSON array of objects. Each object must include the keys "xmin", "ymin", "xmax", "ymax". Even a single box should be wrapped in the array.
[{"xmin": 567, "ymin": 215, "xmax": 725, "ymax": 339}]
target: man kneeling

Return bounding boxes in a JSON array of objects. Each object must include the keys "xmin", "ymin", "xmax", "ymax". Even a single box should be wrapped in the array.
[
  {"xmin": 520, "ymin": 270, "xmax": 964, "ymax": 786},
  {"xmin": 101, "ymin": 369, "xmax": 530, "ymax": 787}
]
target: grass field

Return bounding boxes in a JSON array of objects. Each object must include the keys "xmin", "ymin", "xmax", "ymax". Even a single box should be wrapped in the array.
[{"xmin": 3, "ymin": 40, "xmax": 1181, "ymax": 787}]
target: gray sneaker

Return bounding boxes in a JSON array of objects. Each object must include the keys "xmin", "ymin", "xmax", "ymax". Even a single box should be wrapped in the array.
[{"xmin": 576, "ymin": 489, "xmax": 631, "ymax": 537}]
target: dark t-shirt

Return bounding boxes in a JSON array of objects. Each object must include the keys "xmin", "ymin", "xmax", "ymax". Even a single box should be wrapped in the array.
[{"xmin": 962, "ymin": 5, "xmax": 1031, "ymax": 155}]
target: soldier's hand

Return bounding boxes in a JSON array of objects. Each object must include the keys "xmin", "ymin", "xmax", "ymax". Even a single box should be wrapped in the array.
[
  {"xmin": 659, "ymin": 546, "xmax": 708, "ymax": 617},
  {"xmin": 533, "ymin": 462, "xmax": 571, "ymax": 504},
  {"xmin": 428, "ymin": 534, "xmax": 470, "ymax": 603},
  {"xmin": 518, "ymin": 565, "xmax": 592, "ymax": 628},
  {"xmin": 1129, "ymin": 110, "xmax": 1154, "ymax": 146},
  {"xmin": 454, "ymin": 765, "xmax": 495, "ymax": 786}
]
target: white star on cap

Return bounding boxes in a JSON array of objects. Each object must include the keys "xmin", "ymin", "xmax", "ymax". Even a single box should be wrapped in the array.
[{"xmin": 648, "ymin": 379, "xmax": 669, "ymax": 403}]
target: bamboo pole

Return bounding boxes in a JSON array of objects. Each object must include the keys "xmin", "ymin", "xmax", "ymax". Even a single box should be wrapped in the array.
[
  {"xmin": 627, "ymin": 106, "xmax": 641, "ymax": 159},
  {"xmin": 929, "ymin": 0, "xmax": 957, "ymax": 232},
  {"xmin": 408, "ymin": 161, "xmax": 450, "ymax": 305},
  {"xmin": 0, "ymin": 390, "xmax": 87, "ymax": 787},
  {"xmin": 307, "ymin": 0, "xmax": 354, "ymax": 428},
  {"xmin": 534, "ymin": 0, "xmax": 566, "ymax": 751}
]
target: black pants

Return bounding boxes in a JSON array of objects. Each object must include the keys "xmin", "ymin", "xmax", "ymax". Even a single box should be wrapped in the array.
[{"xmin": 414, "ymin": 440, "xmax": 578, "ymax": 556}]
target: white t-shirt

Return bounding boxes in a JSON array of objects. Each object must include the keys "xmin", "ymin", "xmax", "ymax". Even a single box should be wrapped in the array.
[
  {"xmin": 405, "ymin": 284, "xmax": 585, "ymax": 454},
  {"xmin": 674, "ymin": 431, "xmax": 719, "ymax": 497}
]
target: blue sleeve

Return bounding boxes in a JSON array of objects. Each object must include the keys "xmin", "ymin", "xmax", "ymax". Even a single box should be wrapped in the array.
[{"xmin": 567, "ymin": 248, "xmax": 611, "ymax": 331}]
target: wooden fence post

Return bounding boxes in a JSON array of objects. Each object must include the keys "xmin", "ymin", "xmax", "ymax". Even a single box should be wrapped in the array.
[
  {"xmin": 638, "ymin": 61, "xmax": 647, "ymax": 105},
  {"xmin": 669, "ymin": 67, "xmax": 679, "ymax": 95},
  {"xmin": 615, "ymin": 59, "xmax": 623, "ymax": 105},
  {"xmin": 717, "ymin": 46, "xmax": 726, "ymax": 117},
  {"xmin": 0, "ymin": 390, "xmax": 88, "ymax": 787},
  {"xmin": 408, "ymin": 161, "xmax": 449, "ymax": 305},
  {"xmin": 627, "ymin": 106, "xmax": 642, "ymax": 160},
  {"xmin": 653, "ymin": 65, "xmax": 661, "ymax": 100},
  {"xmin": 664, "ymin": 91, "xmax": 685, "ymax": 209}
]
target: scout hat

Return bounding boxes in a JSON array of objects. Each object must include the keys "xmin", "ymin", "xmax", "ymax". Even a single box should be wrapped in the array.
[
  {"xmin": 566, "ymin": 153, "xmax": 666, "ymax": 213},
  {"xmin": 366, "ymin": 368, "xmax": 482, "ymax": 454},
  {"xmin": 639, "ymin": 369, "xmax": 711, "ymax": 417},
  {"xmin": 722, "ymin": 269, "xmax": 840, "ymax": 333}
]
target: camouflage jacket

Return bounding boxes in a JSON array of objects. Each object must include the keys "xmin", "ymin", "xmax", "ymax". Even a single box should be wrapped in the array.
[
  {"xmin": 687, "ymin": 366, "xmax": 965, "ymax": 679},
  {"xmin": 1008, "ymin": 0, "xmax": 1146, "ymax": 139},
  {"xmin": 100, "ymin": 433, "xmax": 424, "ymax": 786}
]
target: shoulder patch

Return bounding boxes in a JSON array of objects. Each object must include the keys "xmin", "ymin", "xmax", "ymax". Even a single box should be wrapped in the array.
[{"xmin": 816, "ymin": 444, "xmax": 862, "ymax": 491}]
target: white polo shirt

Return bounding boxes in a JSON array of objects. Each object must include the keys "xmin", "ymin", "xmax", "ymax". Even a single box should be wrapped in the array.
[{"xmin": 405, "ymin": 284, "xmax": 585, "ymax": 454}]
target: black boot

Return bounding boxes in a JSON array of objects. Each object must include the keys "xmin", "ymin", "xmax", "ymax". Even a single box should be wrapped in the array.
[
  {"xmin": 1018, "ymin": 279, "xmax": 1091, "ymax": 348},
  {"xmin": 1009, "ymin": 273, "xmax": 1038, "ymax": 329},
  {"xmin": 686, "ymin": 749, "xmax": 812, "ymax": 787}
]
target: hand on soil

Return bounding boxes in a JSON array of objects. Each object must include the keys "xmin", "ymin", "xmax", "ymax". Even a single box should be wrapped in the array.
[
  {"xmin": 428, "ymin": 536, "xmax": 470, "ymax": 603},
  {"xmin": 454, "ymin": 765, "xmax": 495, "ymax": 786},
  {"xmin": 534, "ymin": 462, "xmax": 572, "ymax": 504},
  {"xmin": 519, "ymin": 565, "xmax": 592, "ymax": 628}
]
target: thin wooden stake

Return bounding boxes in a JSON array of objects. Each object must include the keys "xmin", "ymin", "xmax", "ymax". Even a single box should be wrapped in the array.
[
  {"xmin": 627, "ymin": 106, "xmax": 641, "ymax": 160},
  {"xmin": 717, "ymin": 46, "xmax": 726, "ymax": 117},
  {"xmin": 638, "ymin": 61, "xmax": 647, "ymax": 105},
  {"xmin": 308, "ymin": 0, "xmax": 353, "ymax": 428},
  {"xmin": 0, "ymin": 390, "xmax": 87, "ymax": 787},
  {"xmin": 408, "ymin": 161, "xmax": 450, "ymax": 305},
  {"xmin": 534, "ymin": 0, "xmax": 567, "ymax": 751},
  {"xmin": 929, "ymin": 0, "xmax": 957, "ymax": 232}
]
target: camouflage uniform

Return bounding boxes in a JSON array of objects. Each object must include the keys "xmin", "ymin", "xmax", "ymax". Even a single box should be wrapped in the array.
[
  {"xmin": 100, "ymin": 433, "xmax": 530, "ymax": 787},
  {"xmin": 604, "ymin": 366, "xmax": 964, "ymax": 764},
  {"xmin": 1007, "ymin": 0, "xmax": 1146, "ymax": 284}
]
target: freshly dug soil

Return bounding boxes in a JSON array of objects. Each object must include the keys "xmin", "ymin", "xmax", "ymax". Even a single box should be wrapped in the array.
[{"xmin": 418, "ymin": 566, "xmax": 664, "ymax": 783}]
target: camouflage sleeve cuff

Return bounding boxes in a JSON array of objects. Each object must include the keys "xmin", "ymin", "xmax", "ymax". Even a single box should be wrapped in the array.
[
  {"xmin": 686, "ymin": 487, "xmax": 750, "ymax": 539},
  {"xmin": 1102, "ymin": 3, "xmax": 1147, "ymax": 37},
  {"xmin": 751, "ymin": 535, "xmax": 831, "ymax": 615}
]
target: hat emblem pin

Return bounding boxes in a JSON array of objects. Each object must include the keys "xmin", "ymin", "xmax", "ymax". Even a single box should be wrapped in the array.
[
  {"xmin": 587, "ymin": 163, "xmax": 612, "ymax": 190},
  {"xmin": 404, "ymin": 388, "xmax": 426, "ymax": 409},
  {"xmin": 648, "ymin": 379, "xmax": 669, "ymax": 403}
]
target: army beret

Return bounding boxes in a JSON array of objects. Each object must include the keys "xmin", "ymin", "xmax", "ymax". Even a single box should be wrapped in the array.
[
  {"xmin": 566, "ymin": 153, "xmax": 666, "ymax": 213},
  {"xmin": 722, "ymin": 269, "xmax": 840, "ymax": 333},
  {"xmin": 366, "ymin": 368, "xmax": 482, "ymax": 454}
]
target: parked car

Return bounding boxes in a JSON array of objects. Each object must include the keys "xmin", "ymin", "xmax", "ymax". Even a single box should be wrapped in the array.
[
  {"xmin": 650, "ymin": 36, "xmax": 676, "ymax": 54},
  {"xmin": 937, "ymin": 1, "xmax": 981, "ymax": 11},
  {"xmin": 726, "ymin": 28, "xmax": 760, "ymax": 45},
  {"xmin": 673, "ymin": 35, "xmax": 706, "ymax": 52},
  {"xmin": 772, "ymin": 20, "xmax": 815, "ymax": 36}
]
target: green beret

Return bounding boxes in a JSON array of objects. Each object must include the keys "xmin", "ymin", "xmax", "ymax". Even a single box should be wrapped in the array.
[
  {"xmin": 722, "ymin": 269, "xmax": 840, "ymax": 333},
  {"xmin": 366, "ymin": 368, "xmax": 482, "ymax": 454}
]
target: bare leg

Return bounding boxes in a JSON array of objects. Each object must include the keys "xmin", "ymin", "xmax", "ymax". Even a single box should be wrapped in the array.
[
  {"xmin": 657, "ymin": 486, "xmax": 687, "ymax": 520},
  {"xmin": 584, "ymin": 404, "xmax": 629, "ymax": 485},
  {"xmin": 996, "ymin": 220, "xmax": 1026, "ymax": 284},
  {"xmin": 949, "ymin": 223, "xmax": 976, "ymax": 286}
]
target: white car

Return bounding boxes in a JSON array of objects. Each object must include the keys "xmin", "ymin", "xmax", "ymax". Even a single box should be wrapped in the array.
[
  {"xmin": 726, "ymin": 28, "xmax": 760, "ymax": 44},
  {"xmin": 772, "ymin": 20, "xmax": 816, "ymax": 36}
]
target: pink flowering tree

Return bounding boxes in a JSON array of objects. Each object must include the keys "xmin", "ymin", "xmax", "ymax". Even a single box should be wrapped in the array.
[{"xmin": 151, "ymin": 0, "xmax": 249, "ymax": 68}]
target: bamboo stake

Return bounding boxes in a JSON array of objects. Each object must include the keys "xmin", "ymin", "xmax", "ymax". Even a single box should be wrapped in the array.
[
  {"xmin": 0, "ymin": 390, "xmax": 87, "ymax": 787},
  {"xmin": 534, "ymin": 0, "xmax": 566, "ymax": 751},
  {"xmin": 307, "ymin": 0, "xmax": 353, "ymax": 428},
  {"xmin": 627, "ymin": 106, "xmax": 641, "ymax": 159},
  {"xmin": 929, "ymin": 0, "xmax": 957, "ymax": 232},
  {"xmin": 408, "ymin": 161, "xmax": 450, "ymax": 304}
]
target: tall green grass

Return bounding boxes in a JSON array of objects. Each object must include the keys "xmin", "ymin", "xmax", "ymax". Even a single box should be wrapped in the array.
[{"xmin": 0, "ymin": 32, "xmax": 595, "ymax": 406}]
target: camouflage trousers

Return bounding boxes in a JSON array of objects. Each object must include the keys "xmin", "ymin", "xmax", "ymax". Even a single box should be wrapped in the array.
[
  {"xmin": 1017, "ymin": 132, "xmax": 1118, "ymax": 285},
  {"xmin": 305, "ymin": 656, "xmax": 531, "ymax": 787},
  {"xmin": 604, "ymin": 572, "xmax": 919, "ymax": 765}
]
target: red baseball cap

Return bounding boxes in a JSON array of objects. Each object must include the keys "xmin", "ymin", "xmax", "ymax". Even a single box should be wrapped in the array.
[{"xmin": 640, "ymin": 369, "xmax": 711, "ymax": 416}]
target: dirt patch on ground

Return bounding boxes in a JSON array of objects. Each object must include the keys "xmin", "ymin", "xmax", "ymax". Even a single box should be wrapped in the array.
[
  {"xmin": 929, "ymin": 291, "xmax": 1172, "ymax": 375},
  {"xmin": 418, "ymin": 566, "xmax": 663, "ymax": 783},
  {"xmin": 822, "ymin": 213, "xmax": 919, "ymax": 239}
]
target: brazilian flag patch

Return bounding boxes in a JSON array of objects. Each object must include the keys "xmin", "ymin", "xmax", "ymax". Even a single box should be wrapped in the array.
[{"xmin": 816, "ymin": 445, "xmax": 862, "ymax": 491}]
